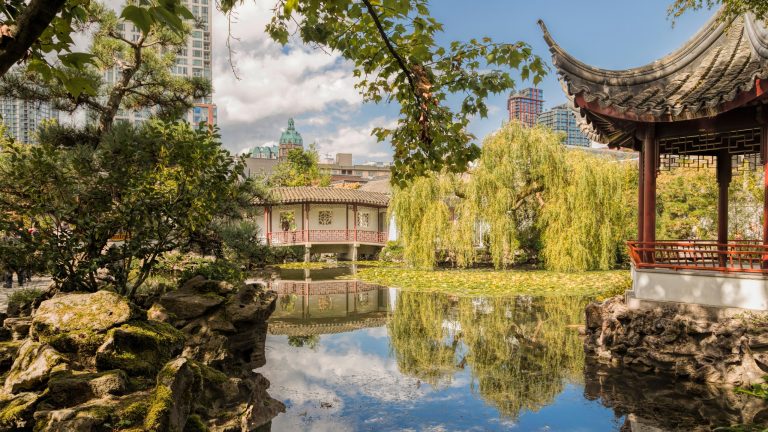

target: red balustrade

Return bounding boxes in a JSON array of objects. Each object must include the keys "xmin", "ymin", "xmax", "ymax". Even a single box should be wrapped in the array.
[
  {"xmin": 267, "ymin": 230, "xmax": 387, "ymax": 245},
  {"xmin": 627, "ymin": 240, "xmax": 768, "ymax": 274}
]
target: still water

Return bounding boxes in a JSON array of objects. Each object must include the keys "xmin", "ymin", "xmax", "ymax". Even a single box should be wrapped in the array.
[{"xmin": 259, "ymin": 268, "xmax": 768, "ymax": 431}]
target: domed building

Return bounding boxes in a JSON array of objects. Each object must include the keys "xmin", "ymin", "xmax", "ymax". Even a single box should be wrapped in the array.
[{"xmin": 278, "ymin": 118, "xmax": 304, "ymax": 160}]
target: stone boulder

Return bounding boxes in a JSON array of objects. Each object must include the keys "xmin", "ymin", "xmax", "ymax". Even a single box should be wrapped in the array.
[
  {"xmin": 4, "ymin": 340, "xmax": 67, "ymax": 393},
  {"xmin": 95, "ymin": 321, "xmax": 185, "ymax": 377},
  {"xmin": 0, "ymin": 341, "xmax": 22, "ymax": 375},
  {"xmin": 3, "ymin": 317, "xmax": 32, "ymax": 341},
  {"xmin": 31, "ymin": 291, "xmax": 136, "ymax": 340},
  {"xmin": 0, "ymin": 391, "xmax": 39, "ymax": 430},
  {"xmin": 224, "ymin": 284, "xmax": 277, "ymax": 325},
  {"xmin": 157, "ymin": 289, "xmax": 224, "ymax": 322},
  {"xmin": 46, "ymin": 369, "xmax": 127, "ymax": 408},
  {"xmin": 143, "ymin": 357, "xmax": 202, "ymax": 431}
]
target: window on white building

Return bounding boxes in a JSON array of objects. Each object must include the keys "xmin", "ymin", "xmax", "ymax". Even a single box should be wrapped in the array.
[
  {"xmin": 357, "ymin": 212, "xmax": 370, "ymax": 228},
  {"xmin": 318, "ymin": 210, "xmax": 332, "ymax": 226}
]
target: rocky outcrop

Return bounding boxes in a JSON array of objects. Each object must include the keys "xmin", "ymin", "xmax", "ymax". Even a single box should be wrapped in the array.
[
  {"xmin": 4, "ymin": 340, "xmax": 67, "ymax": 393},
  {"xmin": 0, "ymin": 280, "xmax": 284, "ymax": 431},
  {"xmin": 585, "ymin": 296, "xmax": 768, "ymax": 386}
]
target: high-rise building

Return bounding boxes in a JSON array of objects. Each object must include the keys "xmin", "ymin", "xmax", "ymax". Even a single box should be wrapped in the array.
[
  {"xmin": 507, "ymin": 88, "xmax": 544, "ymax": 127},
  {"xmin": 278, "ymin": 118, "xmax": 304, "ymax": 160},
  {"xmin": 0, "ymin": 98, "xmax": 58, "ymax": 143},
  {"xmin": 537, "ymin": 103, "xmax": 591, "ymax": 147},
  {"xmin": 109, "ymin": 0, "xmax": 216, "ymax": 127}
]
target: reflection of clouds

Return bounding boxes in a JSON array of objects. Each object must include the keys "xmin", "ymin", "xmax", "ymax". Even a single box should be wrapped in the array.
[{"xmin": 362, "ymin": 326, "xmax": 388, "ymax": 339}]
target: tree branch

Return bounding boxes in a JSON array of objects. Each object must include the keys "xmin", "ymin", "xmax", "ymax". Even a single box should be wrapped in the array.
[{"xmin": 0, "ymin": 0, "xmax": 67, "ymax": 78}]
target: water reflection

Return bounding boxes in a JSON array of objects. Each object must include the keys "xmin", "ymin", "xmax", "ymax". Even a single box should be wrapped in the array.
[{"xmin": 261, "ymin": 270, "xmax": 768, "ymax": 431}]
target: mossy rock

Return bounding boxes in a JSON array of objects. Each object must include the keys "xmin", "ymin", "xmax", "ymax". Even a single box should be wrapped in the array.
[
  {"xmin": 38, "ymin": 329, "xmax": 107, "ymax": 362},
  {"xmin": 32, "ymin": 291, "xmax": 137, "ymax": 341},
  {"xmin": 0, "ymin": 391, "xmax": 39, "ymax": 430},
  {"xmin": 183, "ymin": 413, "xmax": 208, "ymax": 432},
  {"xmin": 0, "ymin": 341, "xmax": 22, "ymax": 375},
  {"xmin": 4, "ymin": 340, "xmax": 67, "ymax": 393},
  {"xmin": 95, "ymin": 321, "xmax": 185, "ymax": 377},
  {"xmin": 45, "ymin": 369, "xmax": 127, "ymax": 408},
  {"xmin": 145, "ymin": 358, "xmax": 203, "ymax": 432}
]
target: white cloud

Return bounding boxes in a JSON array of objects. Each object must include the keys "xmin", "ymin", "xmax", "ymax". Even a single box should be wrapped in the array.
[
  {"xmin": 212, "ymin": 1, "xmax": 361, "ymax": 127},
  {"xmin": 311, "ymin": 117, "xmax": 396, "ymax": 162}
]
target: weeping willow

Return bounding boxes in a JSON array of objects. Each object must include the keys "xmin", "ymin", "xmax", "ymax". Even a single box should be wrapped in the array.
[
  {"xmin": 391, "ymin": 121, "xmax": 635, "ymax": 271},
  {"xmin": 540, "ymin": 151, "xmax": 636, "ymax": 271}
]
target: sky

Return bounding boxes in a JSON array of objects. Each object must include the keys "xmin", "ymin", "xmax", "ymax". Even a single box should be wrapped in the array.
[{"xmin": 212, "ymin": 1, "xmax": 713, "ymax": 163}]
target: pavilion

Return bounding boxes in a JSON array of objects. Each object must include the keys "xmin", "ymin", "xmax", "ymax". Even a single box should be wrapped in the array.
[
  {"xmin": 541, "ymin": 11, "xmax": 768, "ymax": 311},
  {"xmin": 256, "ymin": 186, "xmax": 390, "ymax": 261}
]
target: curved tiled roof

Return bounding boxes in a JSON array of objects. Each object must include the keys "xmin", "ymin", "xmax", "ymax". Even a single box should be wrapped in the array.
[
  {"xmin": 539, "ymin": 12, "xmax": 768, "ymax": 147},
  {"xmin": 268, "ymin": 186, "xmax": 390, "ymax": 207}
]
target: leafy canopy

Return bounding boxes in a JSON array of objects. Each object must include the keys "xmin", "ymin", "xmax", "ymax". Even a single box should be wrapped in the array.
[{"xmin": 270, "ymin": 146, "xmax": 331, "ymax": 187}]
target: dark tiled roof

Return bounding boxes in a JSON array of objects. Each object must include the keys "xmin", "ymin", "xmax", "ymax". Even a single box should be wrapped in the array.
[
  {"xmin": 539, "ymin": 12, "xmax": 768, "ymax": 147},
  {"xmin": 268, "ymin": 187, "xmax": 389, "ymax": 207}
]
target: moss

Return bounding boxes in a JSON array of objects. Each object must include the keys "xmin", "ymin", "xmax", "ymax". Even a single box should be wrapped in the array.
[
  {"xmin": 184, "ymin": 414, "xmax": 208, "ymax": 432},
  {"xmin": 144, "ymin": 384, "xmax": 173, "ymax": 431},
  {"xmin": 0, "ymin": 393, "xmax": 38, "ymax": 427},
  {"xmin": 96, "ymin": 320, "xmax": 185, "ymax": 377},
  {"xmin": 114, "ymin": 400, "xmax": 149, "ymax": 429},
  {"xmin": 195, "ymin": 362, "xmax": 227, "ymax": 386},
  {"xmin": 38, "ymin": 328, "xmax": 106, "ymax": 356}
]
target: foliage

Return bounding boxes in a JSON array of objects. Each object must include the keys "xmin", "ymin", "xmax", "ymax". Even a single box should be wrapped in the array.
[
  {"xmin": 735, "ymin": 377, "xmax": 768, "ymax": 399},
  {"xmin": 178, "ymin": 259, "xmax": 244, "ymax": 285},
  {"xmin": 391, "ymin": 122, "xmax": 635, "ymax": 271},
  {"xmin": 541, "ymin": 151, "xmax": 635, "ymax": 272},
  {"xmin": 341, "ymin": 266, "xmax": 630, "ymax": 298},
  {"xmin": 7, "ymin": 288, "xmax": 45, "ymax": 314},
  {"xmin": 0, "ymin": 121, "xmax": 244, "ymax": 297},
  {"xmin": 379, "ymin": 241, "xmax": 405, "ymax": 262},
  {"xmin": 269, "ymin": 145, "xmax": 331, "ymax": 187},
  {"xmin": 669, "ymin": 0, "xmax": 768, "ymax": 22},
  {"xmin": 0, "ymin": 1, "xmax": 206, "ymax": 134},
  {"xmin": 219, "ymin": 0, "xmax": 546, "ymax": 184}
]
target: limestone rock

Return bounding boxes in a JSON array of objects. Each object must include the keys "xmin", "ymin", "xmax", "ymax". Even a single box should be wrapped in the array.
[
  {"xmin": 31, "ymin": 291, "xmax": 135, "ymax": 340},
  {"xmin": 584, "ymin": 296, "xmax": 768, "ymax": 386},
  {"xmin": 144, "ymin": 357, "xmax": 202, "ymax": 432},
  {"xmin": 224, "ymin": 284, "xmax": 277, "ymax": 325},
  {"xmin": 3, "ymin": 317, "xmax": 32, "ymax": 341},
  {"xmin": 0, "ymin": 391, "xmax": 39, "ymax": 430},
  {"xmin": 147, "ymin": 303, "xmax": 172, "ymax": 323},
  {"xmin": 158, "ymin": 289, "xmax": 224, "ymax": 321},
  {"xmin": 95, "ymin": 321, "xmax": 185, "ymax": 376},
  {"xmin": 46, "ymin": 370, "xmax": 127, "ymax": 408},
  {"xmin": 0, "ymin": 341, "xmax": 22, "ymax": 375},
  {"xmin": 4, "ymin": 340, "xmax": 67, "ymax": 393}
]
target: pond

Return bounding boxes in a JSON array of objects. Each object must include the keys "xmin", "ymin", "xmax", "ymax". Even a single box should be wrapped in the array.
[{"xmin": 258, "ymin": 267, "xmax": 768, "ymax": 431}]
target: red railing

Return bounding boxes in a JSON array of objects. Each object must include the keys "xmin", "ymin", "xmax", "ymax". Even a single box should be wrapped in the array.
[
  {"xmin": 267, "ymin": 230, "xmax": 387, "ymax": 245},
  {"xmin": 627, "ymin": 240, "xmax": 768, "ymax": 274},
  {"xmin": 271, "ymin": 280, "xmax": 382, "ymax": 295}
]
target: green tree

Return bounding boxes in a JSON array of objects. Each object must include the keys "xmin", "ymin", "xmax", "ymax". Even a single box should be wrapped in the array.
[
  {"xmin": 270, "ymin": 146, "xmax": 331, "ymax": 187},
  {"xmin": 669, "ymin": 0, "xmax": 768, "ymax": 21},
  {"xmin": 0, "ymin": 121, "xmax": 245, "ymax": 297},
  {"xmin": 1, "ymin": 1, "xmax": 206, "ymax": 135}
]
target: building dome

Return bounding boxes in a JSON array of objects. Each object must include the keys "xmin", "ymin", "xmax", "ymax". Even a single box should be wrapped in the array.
[{"xmin": 279, "ymin": 118, "xmax": 304, "ymax": 146}]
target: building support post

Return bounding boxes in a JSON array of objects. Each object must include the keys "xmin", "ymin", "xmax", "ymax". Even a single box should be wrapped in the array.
[
  {"xmin": 762, "ymin": 126, "xmax": 768, "ymax": 269},
  {"xmin": 637, "ymin": 143, "xmax": 645, "ymax": 244},
  {"xmin": 304, "ymin": 245, "xmax": 311, "ymax": 263},
  {"xmin": 717, "ymin": 150, "xmax": 732, "ymax": 267},
  {"xmin": 353, "ymin": 204, "xmax": 358, "ymax": 243},
  {"xmin": 641, "ymin": 125, "xmax": 657, "ymax": 263},
  {"xmin": 264, "ymin": 206, "xmax": 271, "ymax": 246}
]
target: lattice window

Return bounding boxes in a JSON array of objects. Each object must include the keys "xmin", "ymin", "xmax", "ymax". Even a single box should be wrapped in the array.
[
  {"xmin": 318, "ymin": 210, "xmax": 332, "ymax": 226},
  {"xmin": 357, "ymin": 212, "xmax": 370, "ymax": 228}
]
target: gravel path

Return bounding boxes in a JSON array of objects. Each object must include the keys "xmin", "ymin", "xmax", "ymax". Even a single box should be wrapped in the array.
[{"xmin": 0, "ymin": 276, "xmax": 53, "ymax": 313}]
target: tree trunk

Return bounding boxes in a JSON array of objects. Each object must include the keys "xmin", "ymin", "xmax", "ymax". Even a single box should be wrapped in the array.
[{"xmin": 0, "ymin": 0, "xmax": 67, "ymax": 78}]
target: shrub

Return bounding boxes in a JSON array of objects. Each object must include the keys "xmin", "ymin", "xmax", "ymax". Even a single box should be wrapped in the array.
[{"xmin": 178, "ymin": 260, "xmax": 244, "ymax": 285}]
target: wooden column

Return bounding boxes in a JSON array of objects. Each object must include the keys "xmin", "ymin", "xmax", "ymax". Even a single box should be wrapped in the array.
[
  {"xmin": 717, "ymin": 151, "xmax": 732, "ymax": 264},
  {"xmin": 762, "ymin": 126, "xmax": 768, "ymax": 268},
  {"xmin": 637, "ymin": 142, "xmax": 645, "ymax": 243},
  {"xmin": 641, "ymin": 125, "xmax": 657, "ymax": 262},
  {"xmin": 264, "ymin": 206, "xmax": 271, "ymax": 246}
]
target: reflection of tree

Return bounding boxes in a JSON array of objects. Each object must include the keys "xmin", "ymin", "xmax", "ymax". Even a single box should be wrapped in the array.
[
  {"xmin": 287, "ymin": 335, "xmax": 320, "ymax": 349},
  {"xmin": 388, "ymin": 291, "xmax": 587, "ymax": 420},
  {"xmin": 279, "ymin": 294, "xmax": 297, "ymax": 312},
  {"xmin": 387, "ymin": 291, "xmax": 461, "ymax": 387}
]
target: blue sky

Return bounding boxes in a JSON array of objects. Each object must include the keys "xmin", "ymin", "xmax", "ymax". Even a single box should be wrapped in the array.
[{"xmin": 212, "ymin": 1, "xmax": 712, "ymax": 162}]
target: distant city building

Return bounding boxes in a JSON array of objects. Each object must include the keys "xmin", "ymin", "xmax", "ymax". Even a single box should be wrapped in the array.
[
  {"xmin": 107, "ymin": 0, "xmax": 216, "ymax": 127},
  {"xmin": 537, "ymin": 103, "xmax": 591, "ymax": 147},
  {"xmin": 508, "ymin": 88, "xmax": 544, "ymax": 127},
  {"xmin": 278, "ymin": 118, "xmax": 304, "ymax": 159},
  {"xmin": 250, "ymin": 144, "xmax": 279, "ymax": 159},
  {"xmin": 319, "ymin": 153, "xmax": 391, "ymax": 185},
  {"xmin": 0, "ymin": 98, "xmax": 58, "ymax": 143}
]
